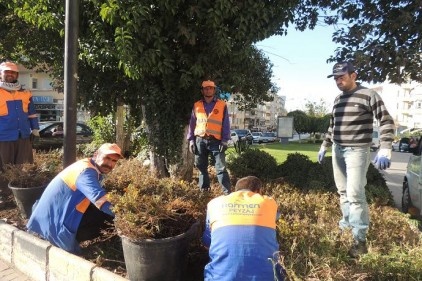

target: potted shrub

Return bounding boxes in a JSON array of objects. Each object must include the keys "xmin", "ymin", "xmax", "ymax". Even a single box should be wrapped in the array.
[
  {"xmin": 104, "ymin": 159, "xmax": 208, "ymax": 281},
  {"xmin": 4, "ymin": 150, "xmax": 62, "ymax": 219}
]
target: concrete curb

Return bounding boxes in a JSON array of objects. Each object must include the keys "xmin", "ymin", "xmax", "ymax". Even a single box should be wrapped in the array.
[{"xmin": 0, "ymin": 220, "xmax": 128, "ymax": 281}]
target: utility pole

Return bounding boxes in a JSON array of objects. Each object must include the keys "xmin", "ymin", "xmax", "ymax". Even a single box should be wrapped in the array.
[{"xmin": 63, "ymin": 0, "xmax": 79, "ymax": 167}]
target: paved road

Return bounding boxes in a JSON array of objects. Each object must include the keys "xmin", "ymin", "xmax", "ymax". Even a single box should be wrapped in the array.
[
  {"xmin": 0, "ymin": 259, "xmax": 33, "ymax": 281},
  {"xmin": 375, "ymin": 151, "xmax": 412, "ymax": 211}
]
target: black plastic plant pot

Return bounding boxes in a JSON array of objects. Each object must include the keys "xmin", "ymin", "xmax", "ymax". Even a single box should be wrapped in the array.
[
  {"xmin": 8, "ymin": 183, "xmax": 46, "ymax": 219},
  {"xmin": 120, "ymin": 220, "xmax": 200, "ymax": 281}
]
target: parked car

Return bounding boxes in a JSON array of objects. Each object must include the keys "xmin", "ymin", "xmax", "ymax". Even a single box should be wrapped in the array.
[
  {"xmin": 252, "ymin": 132, "xmax": 263, "ymax": 143},
  {"xmin": 228, "ymin": 131, "xmax": 238, "ymax": 147},
  {"xmin": 370, "ymin": 130, "xmax": 380, "ymax": 151},
  {"xmin": 261, "ymin": 132, "xmax": 277, "ymax": 143},
  {"xmin": 32, "ymin": 121, "xmax": 94, "ymax": 150},
  {"xmin": 231, "ymin": 129, "xmax": 253, "ymax": 145},
  {"xmin": 403, "ymin": 137, "xmax": 422, "ymax": 217},
  {"xmin": 392, "ymin": 137, "xmax": 410, "ymax": 152}
]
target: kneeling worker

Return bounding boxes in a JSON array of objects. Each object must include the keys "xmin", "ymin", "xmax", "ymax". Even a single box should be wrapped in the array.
[
  {"xmin": 202, "ymin": 176, "xmax": 285, "ymax": 280},
  {"xmin": 27, "ymin": 143, "xmax": 123, "ymax": 254}
]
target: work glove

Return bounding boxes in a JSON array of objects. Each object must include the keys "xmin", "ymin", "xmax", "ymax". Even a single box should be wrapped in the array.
[
  {"xmin": 318, "ymin": 146, "xmax": 327, "ymax": 164},
  {"xmin": 188, "ymin": 140, "xmax": 197, "ymax": 155},
  {"xmin": 31, "ymin": 129, "xmax": 40, "ymax": 137},
  {"xmin": 219, "ymin": 142, "xmax": 228, "ymax": 153},
  {"xmin": 373, "ymin": 148, "xmax": 391, "ymax": 170}
]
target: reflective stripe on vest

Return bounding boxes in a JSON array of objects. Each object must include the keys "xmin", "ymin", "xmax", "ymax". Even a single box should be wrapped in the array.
[
  {"xmin": 193, "ymin": 99, "xmax": 225, "ymax": 140},
  {"xmin": 0, "ymin": 89, "xmax": 32, "ymax": 116},
  {"xmin": 59, "ymin": 159, "xmax": 103, "ymax": 213},
  {"xmin": 208, "ymin": 190, "xmax": 278, "ymax": 231}
]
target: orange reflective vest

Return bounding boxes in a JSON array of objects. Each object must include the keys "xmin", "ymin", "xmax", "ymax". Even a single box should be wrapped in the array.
[
  {"xmin": 193, "ymin": 100, "xmax": 226, "ymax": 140},
  {"xmin": 0, "ymin": 88, "xmax": 39, "ymax": 141},
  {"xmin": 27, "ymin": 158, "xmax": 112, "ymax": 254}
]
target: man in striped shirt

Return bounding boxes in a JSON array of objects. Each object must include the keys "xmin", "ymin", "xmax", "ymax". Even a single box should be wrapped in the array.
[{"xmin": 318, "ymin": 61, "xmax": 395, "ymax": 258}]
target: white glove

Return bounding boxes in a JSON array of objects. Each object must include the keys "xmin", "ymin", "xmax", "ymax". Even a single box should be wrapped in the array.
[
  {"xmin": 318, "ymin": 146, "xmax": 327, "ymax": 164},
  {"xmin": 31, "ymin": 129, "xmax": 40, "ymax": 137},
  {"xmin": 373, "ymin": 148, "xmax": 391, "ymax": 170},
  {"xmin": 219, "ymin": 142, "xmax": 228, "ymax": 153},
  {"xmin": 188, "ymin": 140, "xmax": 197, "ymax": 154}
]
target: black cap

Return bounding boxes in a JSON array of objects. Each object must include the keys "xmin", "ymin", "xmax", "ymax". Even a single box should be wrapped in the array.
[{"xmin": 327, "ymin": 62, "xmax": 356, "ymax": 78}]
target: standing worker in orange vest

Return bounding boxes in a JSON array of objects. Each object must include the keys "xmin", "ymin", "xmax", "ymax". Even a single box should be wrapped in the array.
[
  {"xmin": 0, "ymin": 61, "xmax": 40, "ymax": 207},
  {"xmin": 187, "ymin": 80, "xmax": 231, "ymax": 194}
]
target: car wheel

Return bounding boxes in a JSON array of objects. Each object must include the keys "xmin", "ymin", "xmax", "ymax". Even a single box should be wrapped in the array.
[{"xmin": 402, "ymin": 181, "xmax": 411, "ymax": 214}]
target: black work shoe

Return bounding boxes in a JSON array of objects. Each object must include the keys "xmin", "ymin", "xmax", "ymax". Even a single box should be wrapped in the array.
[{"xmin": 348, "ymin": 240, "xmax": 368, "ymax": 258}]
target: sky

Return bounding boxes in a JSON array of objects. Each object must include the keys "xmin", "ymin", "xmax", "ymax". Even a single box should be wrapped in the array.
[{"xmin": 256, "ymin": 25, "xmax": 342, "ymax": 112}]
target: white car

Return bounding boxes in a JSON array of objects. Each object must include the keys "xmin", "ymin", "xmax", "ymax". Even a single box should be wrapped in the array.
[
  {"xmin": 402, "ymin": 137, "xmax": 422, "ymax": 216},
  {"xmin": 370, "ymin": 130, "xmax": 380, "ymax": 151},
  {"xmin": 261, "ymin": 132, "xmax": 277, "ymax": 143},
  {"xmin": 252, "ymin": 132, "xmax": 263, "ymax": 143}
]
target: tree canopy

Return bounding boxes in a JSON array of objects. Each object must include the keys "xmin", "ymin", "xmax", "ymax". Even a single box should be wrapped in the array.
[
  {"xmin": 1, "ymin": 0, "xmax": 421, "ymax": 168},
  {"xmin": 295, "ymin": 0, "xmax": 422, "ymax": 84},
  {"xmin": 1, "ymin": 0, "xmax": 299, "ymax": 163}
]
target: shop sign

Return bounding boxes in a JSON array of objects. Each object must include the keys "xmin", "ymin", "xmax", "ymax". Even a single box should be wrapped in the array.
[{"xmin": 33, "ymin": 96, "xmax": 53, "ymax": 104}]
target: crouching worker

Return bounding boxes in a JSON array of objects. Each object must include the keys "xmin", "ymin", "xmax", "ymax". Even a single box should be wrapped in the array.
[
  {"xmin": 202, "ymin": 176, "xmax": 285, "ymax": 281},
  {"xmin": 27, "ymin": 143, "xmax": 123, "ymax": 254}
]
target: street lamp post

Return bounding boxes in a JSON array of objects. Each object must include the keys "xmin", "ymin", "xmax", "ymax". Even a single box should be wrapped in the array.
[{"xmin": 63, "ymin": 0, "xmax": 79, "ymax": 167}]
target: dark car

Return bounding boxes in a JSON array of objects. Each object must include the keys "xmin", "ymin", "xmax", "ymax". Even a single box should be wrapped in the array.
[
  {"xmin": 392, "ymin": 137, "xmax": 410, "ymax": 152},
  {"xmin": 232, "ymin": 129, "xmax": 253, "ymax": 145},
  {"xmin": 32, "ymin": 121, "xmax": 93, "ymax": 150}
]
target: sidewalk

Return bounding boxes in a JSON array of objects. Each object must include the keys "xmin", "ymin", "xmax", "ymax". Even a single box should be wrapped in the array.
[
  {"xmin": 0, "ymin": 258, "xmax": 33, "ymax": 281},
  {"xmin": 0, "ymin": 220, "xmax": 127, "ymax": 281}
]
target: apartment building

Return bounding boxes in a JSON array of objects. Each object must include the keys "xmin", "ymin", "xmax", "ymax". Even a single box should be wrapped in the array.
[
  {"xmin": 227, "ymin": 91, "xmax": 287, "ymax": 131},
  {"xmin": 17, "ymin": 65, "xmax": 64, "ymax": 121},
  {"xmin": 15, "ymin": 64, "xmax": 91, "ymax": 122},
  {"xmin": 372, "ymin": 81, "xmax": 422, "ymax": 135}
]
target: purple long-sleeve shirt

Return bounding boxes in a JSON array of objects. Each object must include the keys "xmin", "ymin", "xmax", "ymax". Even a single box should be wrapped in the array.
[{"xmin": 187, "ymin": 97, "xmax": 231, "ymax": 143}]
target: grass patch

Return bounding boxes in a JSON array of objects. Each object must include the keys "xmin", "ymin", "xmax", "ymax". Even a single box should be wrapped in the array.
[{"xmin": 228, "ymin": 142, "xmax": 331, "ymax": 163}]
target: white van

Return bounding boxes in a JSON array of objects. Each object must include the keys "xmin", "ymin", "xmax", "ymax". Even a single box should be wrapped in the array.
[{"xmin": 371, "ymin": 128, "xmax": 380, "ymax": 151}]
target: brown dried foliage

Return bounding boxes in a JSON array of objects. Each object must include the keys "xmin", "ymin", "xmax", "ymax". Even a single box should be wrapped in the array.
[
  {"xmin": 1, "ymin": 150, "xmax": 63, "ymax": 188},
  {"xmin": 104, "ymin": 159, "xmax": 208, "ymax": 240}
]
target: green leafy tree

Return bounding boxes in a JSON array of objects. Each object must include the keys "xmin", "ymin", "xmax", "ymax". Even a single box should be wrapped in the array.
[
  {"xmin": 0, "ymin": 0, "xmax": 298, "ymax": 177},
  {"xmin": 304, "ymin": 99, "xmax": 329, "ymax": 117},
  {"xmin": 304, "ymin": 99, "xmax": 330, "ymax": 140},
  {"xmin": 287, "ymin": 110, "xmax": 309, "ymax": 138},
  {"xmin": 294, "ymin": 0, "xmax": 422, "ymax": 84}
]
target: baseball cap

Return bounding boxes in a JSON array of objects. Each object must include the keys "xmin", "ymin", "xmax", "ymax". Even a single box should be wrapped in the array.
[
  {"xmin": 0, "ymin": 62, "xmax": 19, "ymax": 73},
  {"xmin": 202, "ymin": 80, "xmax": 216, "ymax": 88},
  {"xmin": 327, "ymin": 62, "xmax": 355, "ymax": 78},
  {"xmin": 98, "ymin": 143, "xmax": 123, "ymax": 158}
]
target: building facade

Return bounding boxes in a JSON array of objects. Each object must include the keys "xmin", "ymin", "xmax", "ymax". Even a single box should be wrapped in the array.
[
  {"xmin": 227, "ymin": 91, "xmax": 287, "ymax": 132},
  {"xmin": 371, "ymin": 81, "xmax": 422, "ymax": 135},
  {"xmin": 17, "ymin": 65, "xmax": 64, "ymax": 122},
  {"xmin": 16, "ymin": 64, "xmax": 91, "ymax": 122}
]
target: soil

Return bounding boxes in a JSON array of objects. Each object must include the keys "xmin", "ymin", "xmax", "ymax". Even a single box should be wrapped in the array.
[{"xmin": 0, "ymin": 188, "xmax": 208, "ymax": 281}]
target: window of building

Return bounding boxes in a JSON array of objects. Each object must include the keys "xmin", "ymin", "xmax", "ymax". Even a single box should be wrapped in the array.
[{"xmin": 32, "ymin": 78, "xmax": 38, "ymax": 89}]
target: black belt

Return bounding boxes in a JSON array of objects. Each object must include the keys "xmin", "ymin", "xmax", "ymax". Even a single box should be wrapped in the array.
[{"xmin": 199, "ymin": 135, "xmax": 217, "ymax": 140}]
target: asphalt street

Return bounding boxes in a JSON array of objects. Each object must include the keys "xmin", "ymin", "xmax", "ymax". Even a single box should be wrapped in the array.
[{"xmin": 374, "ymin": 150, "xmax": 412, "ymax": 211}]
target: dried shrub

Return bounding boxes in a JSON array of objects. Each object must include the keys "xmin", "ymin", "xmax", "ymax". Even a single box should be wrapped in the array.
[
  {"xmin": 270, "ymin": 183, "xmax": 422, "ymax": 280},
  {"xmin": 2, "ymin": 150, "xmax": 62, "ymax": 188},
  {"xmin": 105, "ymin": 159, "xmax": 207, "ymax": 240}
]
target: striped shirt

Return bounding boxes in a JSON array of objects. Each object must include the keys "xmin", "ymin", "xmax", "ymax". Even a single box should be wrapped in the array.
[{"xmin": 322, "ymin": 85, "xmax": 395, "ymax": 149}]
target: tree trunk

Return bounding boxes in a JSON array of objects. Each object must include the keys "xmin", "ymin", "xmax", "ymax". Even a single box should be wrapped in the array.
[
  {"xmin": 116, "ymin": 101, "xmax": 126, "ymax": 154},
  {"xmin": 168, "ymin": 125, "xmax": 194, "ymax": 181},
  {"xmin": 149, "ymin": 151, "xmax": 169, "ymax": 178},
  {"xmin": 147, "ymin": 125, "xmax": 194, "ymax": 181}
]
